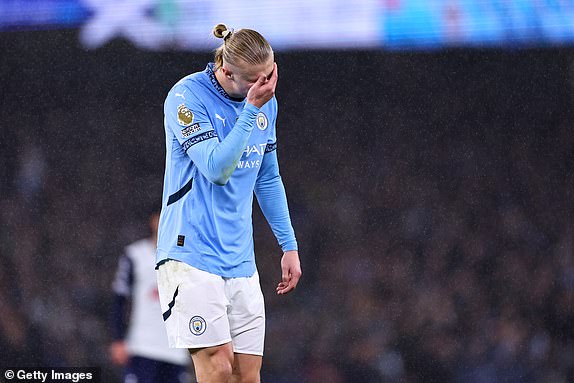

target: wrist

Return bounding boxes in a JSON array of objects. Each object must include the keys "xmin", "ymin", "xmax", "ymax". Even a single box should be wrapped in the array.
[
  {"xmin": 281, "ymin": 241, "xmax": 298, "ymax": 253},
  {"xmin": 245, "ymin": 102, "xmax": 262, "ymax": 112}
]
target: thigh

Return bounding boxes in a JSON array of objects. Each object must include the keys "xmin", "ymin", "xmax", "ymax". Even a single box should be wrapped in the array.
[
  {"xmin": 231, "ymin": 353, "xmax": 262, "ymax": 383},
  {"xmin": 124, "ymin": 356, "xmax": 158, "ymax": 383},
  {"xmin": 227, "ymin": 271, "xmax": 266, "ymax": 356},
  {"xmin": 157, "ymin": 260, "xmax": 231, "ymax": 349}
]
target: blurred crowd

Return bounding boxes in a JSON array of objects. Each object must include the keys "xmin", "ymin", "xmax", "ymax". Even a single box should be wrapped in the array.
[
  {"xmin": 1, "ymin": 46, "xmax": 573, "ymax": 382},
  {"xmin": 260, "ymin": 120, "xmax": 574, "ymax": 383}
]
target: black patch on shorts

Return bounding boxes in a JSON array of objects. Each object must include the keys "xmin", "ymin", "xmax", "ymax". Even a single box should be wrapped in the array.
[
  {"xmin": 177, "ymin": 235, "xmax": 185, "ymax": 247},
  {"xmin": 162, "ymin": 285, "xmax": 179, "ymax": 321}
]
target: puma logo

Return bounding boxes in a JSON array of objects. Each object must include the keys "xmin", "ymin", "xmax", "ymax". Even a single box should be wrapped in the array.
[{"xmin": 216, "ymin": 114, "xmax": 226, "ymax": 127}]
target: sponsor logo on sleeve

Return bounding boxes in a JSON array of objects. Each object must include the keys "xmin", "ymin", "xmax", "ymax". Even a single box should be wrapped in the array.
[
  {"xmin": 181, "ymin": 123, "xmax": 201, "ymax": 137},
  {"xmin": 177, "ymin": 104, "xmax": 194, "ymax": 126}
]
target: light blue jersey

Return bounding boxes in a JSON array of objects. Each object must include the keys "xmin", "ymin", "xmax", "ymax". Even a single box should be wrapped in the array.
[{"xmin": 157, "ymin": 63, "xmax": 297, "ymax": 278}]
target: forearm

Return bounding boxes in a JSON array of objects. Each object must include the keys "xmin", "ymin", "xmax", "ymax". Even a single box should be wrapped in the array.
[
  {"xmin": 255, "ymin": 152, "xmax": 298, "ymax": 251},
  {"xmin": 191, "ymin": 104, "xmax": 259, "ymax": 185},
  {"xmin": 110, "ymin": 294, "xmax": 128, "ymax": 340}
]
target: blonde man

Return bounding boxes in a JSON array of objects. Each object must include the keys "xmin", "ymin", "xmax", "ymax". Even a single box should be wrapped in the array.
[{"xmin": 156, "ymin": 24, "xmax": 301, "ymax": 383}]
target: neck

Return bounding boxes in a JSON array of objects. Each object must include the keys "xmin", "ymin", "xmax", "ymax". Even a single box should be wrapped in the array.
[{"xmin": 214, "ymin": 68, "xmax": 235, "ymax": 97}]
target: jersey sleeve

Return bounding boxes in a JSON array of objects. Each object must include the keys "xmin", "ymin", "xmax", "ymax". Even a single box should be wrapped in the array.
[
  {"xmin": 165, "ymin": 84, "xmax": 218, "ymax": 153},
  {"xmin": 111, "ymin": 254, "xmax": 134, "ymax": 297},
  {"xmin": 110, "ymin": 254, "xmax": 133, "ymax": 340},
  {"xmin": 266, "ymin": 97, "xmax": 278, "ymax": 147},
  {"xmin": 254, "ymin": 100, "xmax": 297, "ymax": 252},
  {"xmin": 165, "ymin": 83, "xmax": 260, "ymax": 185}
]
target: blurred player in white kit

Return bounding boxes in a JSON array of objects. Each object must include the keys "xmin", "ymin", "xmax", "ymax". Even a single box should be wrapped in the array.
[{"xmin": 110, "ymin": 210, "xmax": 191, "ymax": 383}]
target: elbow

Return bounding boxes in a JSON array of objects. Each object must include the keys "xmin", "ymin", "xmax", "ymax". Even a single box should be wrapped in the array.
[
  {"xmin": 205, "ymin": 162, "xmax": 236, "ymax": 186},
  {"xmin": 211, "ymin": 177, "xmax": 229, "ymax": 186},
  {"xmin": 207, "ymin": 171, "xmax": 231, "ymax": 186}
]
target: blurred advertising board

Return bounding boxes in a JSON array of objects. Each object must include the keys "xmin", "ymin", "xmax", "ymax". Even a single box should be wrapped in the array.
[{"xmin": 1, "ymin": 0, "xmax": 573, "ymax": 50}]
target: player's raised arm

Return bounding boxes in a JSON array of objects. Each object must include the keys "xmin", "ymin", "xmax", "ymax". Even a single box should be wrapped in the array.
[
  {"xmin": 164, "ymin": 27, "xmax": 277, "ymax": 186},
  {"xmin": 165, "ymin": 87, "xmax": 262, "ymax": 185}
]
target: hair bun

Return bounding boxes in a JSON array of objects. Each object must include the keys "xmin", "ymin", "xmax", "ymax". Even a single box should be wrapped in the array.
[{"xmin": 213, "ymin": 24, "xmax": 228, "ymax": 39}]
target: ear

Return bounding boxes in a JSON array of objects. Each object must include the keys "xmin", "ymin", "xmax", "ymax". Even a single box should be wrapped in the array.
[{"xmin": 221, "ymin": 66, "xmax": 233, "ymax": 80}]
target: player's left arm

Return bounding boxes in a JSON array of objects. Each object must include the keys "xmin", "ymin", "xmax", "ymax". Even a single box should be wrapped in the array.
[
  {"xmin": 254, "ymin": 112, "xmax": 301, "ymax": 294},
  {"xmin": 109, "ymin": 254, "xmax": 133, "ymax": 365}
]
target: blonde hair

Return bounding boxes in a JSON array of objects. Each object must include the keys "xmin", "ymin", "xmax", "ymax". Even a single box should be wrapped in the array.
[{"xmin": 213, "ymin": 24, "xmax": 273, "ymax": 71}]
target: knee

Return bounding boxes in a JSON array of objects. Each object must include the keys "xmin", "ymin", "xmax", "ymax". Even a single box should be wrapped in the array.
[
  {"xmin": 208, "ymin": 354, "xmax": 233, "ymax": 382},
  {"xmin": 192, "ymin": 347, "xmax": 234, "ymax": 383}
]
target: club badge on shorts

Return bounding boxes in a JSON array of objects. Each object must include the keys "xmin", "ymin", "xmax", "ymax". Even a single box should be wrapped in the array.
[
  {"xmin": 189, "ymin": 316, "xmax": 207, "ymax": 336},
  {"xmin": 178, "ymin": 104, "xmax": 194, "ymax": 126},
  {"xmin": 256, "ymin": 112, "xmax": 268, "ymax": 131}
]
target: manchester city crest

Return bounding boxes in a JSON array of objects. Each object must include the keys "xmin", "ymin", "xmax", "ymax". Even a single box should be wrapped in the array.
[
  {"xmin": 189, "ymin": 316, "xmax": 207, "ymax": 336},
  {"xmin": 178, "ymin": 104, "xmax": 194, "ymax": 126},
  {"xmin": 256, "ymin": 112, "xmax": 268, "ymax": 131}
]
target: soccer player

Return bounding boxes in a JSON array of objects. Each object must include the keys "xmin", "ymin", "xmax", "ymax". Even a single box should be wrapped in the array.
[
  {"xmin": 110, "ymin": 210, "xmax": 190, "ymax": 383},
  {"xmin": 155, "ymin": 24, "xmax": 301, "ymax": 383}
]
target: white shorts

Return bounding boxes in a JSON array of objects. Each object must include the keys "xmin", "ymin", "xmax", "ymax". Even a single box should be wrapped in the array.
[{"xmin": 156, "ymin": 260, "xmax": 265, "ymax": 356}]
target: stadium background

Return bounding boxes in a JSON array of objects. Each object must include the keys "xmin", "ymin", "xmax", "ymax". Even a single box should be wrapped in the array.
[{"xmin": 1, "ymin": 1, "xmax": 574, "ymax": 382}]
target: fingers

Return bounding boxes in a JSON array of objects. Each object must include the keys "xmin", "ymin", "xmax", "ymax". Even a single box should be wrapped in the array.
[
  {"xmin": 269, "ymin": 62, "xmax": 278, "ymax": 86},
  {"xmin": 265, "ymin": 63, "xmax": 278, "ymax": 92},
  {"xmin": 256, "ymin": 75, "xmax": 267, "ymax": 85},
  {"xmin": 276, "ymin": 267, "xmax": 302, "ymax": 295},
  {"xmin": 276, "ymin": 281, "xmax": 289, "ymax": 294},
  {"xmin": 258, "ymin": 63, "xmax": 278, "ymax": 90},
  {"xmin": 276, "ymin": 281, "xmax": 292, "ymax": 295},
  {"xmin": 277, "ymin": 250, "xmax": 301, "ymax": 295},
  {"xmin": 275, "ymin": 276, "xmax": 298, "ymax": 295}
]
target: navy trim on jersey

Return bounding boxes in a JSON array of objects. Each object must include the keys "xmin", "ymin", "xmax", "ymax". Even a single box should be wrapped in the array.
[
  {"xmin": 167, "ymin": 178, "xmax": 193, "ymax": 206},
  {"xmin": 111, "ymin": 294, "xmax": 128, "ymax": 340},
  {"xmin": 181, "ymin": 130, "xmax": 218, "ymax": 152},
  {"xmin": 162, "ymin": 285, "xmax": 179, "ymax": 321},
  {"xmin": 110, "ymin": 255, "xmax": 134, "ymax": 339},
  {"xmin": 265, "ymin": 142, "xmax": 277, "ymax": 153},
  {"xmin": 205, "ymin": 63, "xmax": 245, "ymax": 102}
]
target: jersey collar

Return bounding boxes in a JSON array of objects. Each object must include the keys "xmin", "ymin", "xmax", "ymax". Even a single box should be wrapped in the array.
[{"xmin": 205, "ymin": 63, "xmax": 245, "ymax": 103}]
